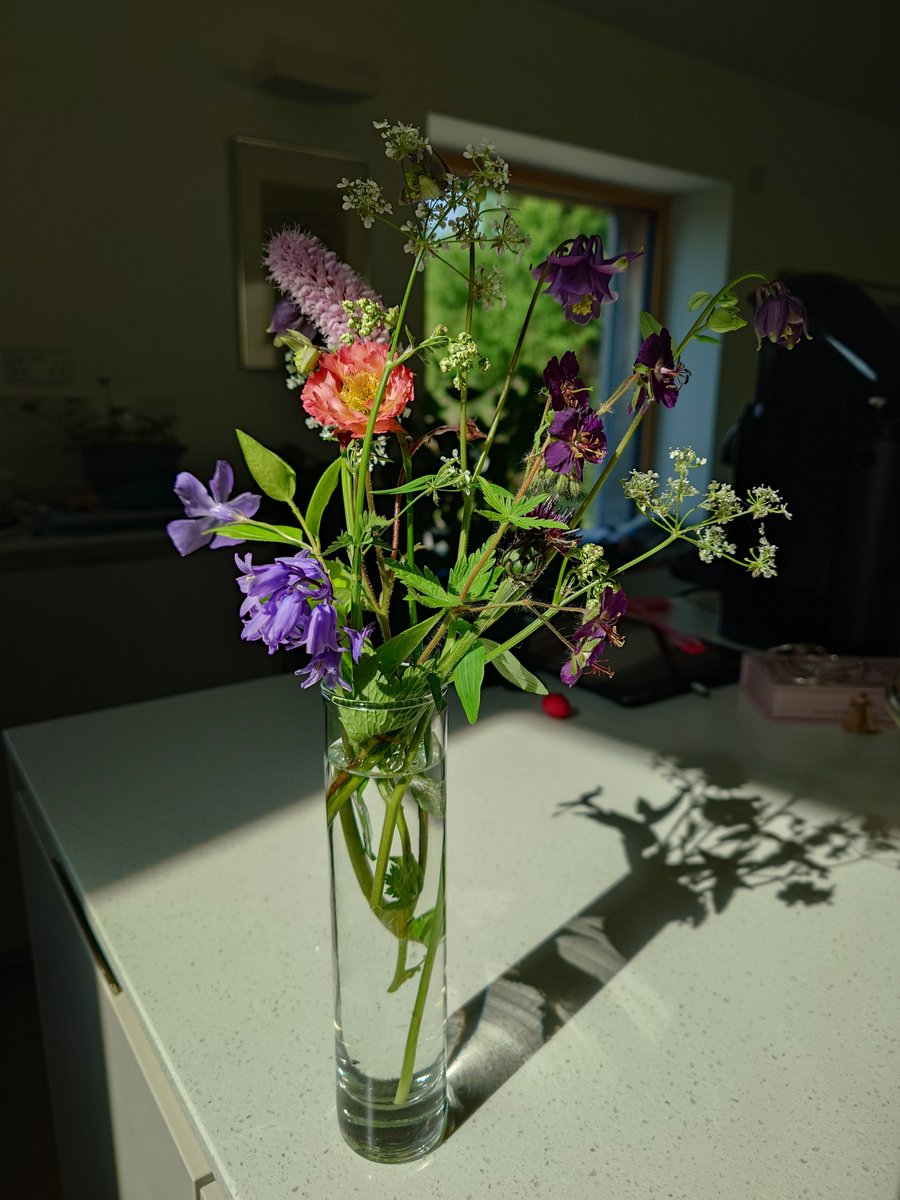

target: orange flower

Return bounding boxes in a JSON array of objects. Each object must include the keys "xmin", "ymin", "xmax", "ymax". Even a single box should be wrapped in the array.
[{"xmin": 301, "ymin": 342, "xmax": 414, "ymax": 446}]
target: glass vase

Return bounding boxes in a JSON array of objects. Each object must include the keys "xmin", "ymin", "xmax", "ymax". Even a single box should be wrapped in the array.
[{"xmin": 322, "ymin": 687, "xmax": 448, "ymax": 1163}]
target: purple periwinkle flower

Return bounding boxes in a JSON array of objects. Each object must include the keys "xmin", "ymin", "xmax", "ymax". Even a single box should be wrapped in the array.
[
  {"xmin": 753, "ymin": 281, "xmax": 811, "ymax": 349},
  {"xmin": 533, "ymin": 235, "xmax": 643, "ymax": 325},
  {"xmin": 543, "ymin": 351, "xmax": 590, "ymax": 411},
  {"xmin": 235, "ymin": 550, "xmax": 367, "ymax": 691},
  {"xmin": 167, "ymin": 460, "xmax": 261, "ymax": 556},
  {"xmin": 632, "ymin": 328, "xmax": 690, "ymax": 411},
  {"xmin": 560, "ymin": 586, "xmax": 628, "ymax": 687},
  {"xmin": 544, "ymin": 406, "xmax": 608, "ymax": 483}
]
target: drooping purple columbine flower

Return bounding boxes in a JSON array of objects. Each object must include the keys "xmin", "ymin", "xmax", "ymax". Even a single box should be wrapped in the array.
[
  {"xmin": 167, "ymin": 461, "xmax": 261, "ymax": 556},
  {"xmin": 544, "ymin": 406, "xmax": 608, "ymax": 483},
  {"xmin": 543, "ymin": 351, "xmax": 590, "ymax": 411},
  {"xmin": 753, "ymin": 281, "xmax": 811, "ymax": 349},
  {"xmin": 632, "ymin": 328, "xmax": 691, "ymax": 411},
  {"xmin": 533, "ymin": 235, "xmax": 643, "ymax": 325},
  {"xmin": 561, "ymin": 586, "xmax": 628, "ymax": 687},
  {"xmin": 234, "ymin": 551, "xmax": 372, "ymax": 691}
]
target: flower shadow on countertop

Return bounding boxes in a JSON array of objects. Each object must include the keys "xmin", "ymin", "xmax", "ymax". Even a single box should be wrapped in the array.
[{"xmin": 445, "ymin": 759, "xmax": 899, "ymax": 1135}]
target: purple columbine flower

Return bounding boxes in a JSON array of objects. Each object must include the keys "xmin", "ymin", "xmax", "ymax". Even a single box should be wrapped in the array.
[
  {"xmin": 167, "ymin": 461, "xmax": 261, "ymax": 556},
  {"xmin": 753, "ymin": 281, "xmax": 811, "ymax": 349},
  {"xmin": 561, "ymin": 586, "xmax": 628, "ymax": 687},
  {"xmin": 543, "ymin": 351, "xmax": 590, "ymax": 411},
  {"xmin": 533, "ymin": 235, "xmax": 643, "ymax": 325},
  {"xmin": 632, "ymin": 328, "xmax": 691, "ymax": 411},
  {"xmin": 544, "ymin": 406, "xmax": 608, "ymax": 483},
  {"xmin": 268, "ymin": 298, "xmax": 317, "ymax": 339},
  {"xmin": 235, "ymin": 552, "xmax": 371, "ymax": 691}
]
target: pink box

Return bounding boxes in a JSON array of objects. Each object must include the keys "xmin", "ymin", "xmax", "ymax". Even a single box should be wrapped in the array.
[{"xmin": 740, "ymin": 651, "xmax": 899, "ymax": 728}]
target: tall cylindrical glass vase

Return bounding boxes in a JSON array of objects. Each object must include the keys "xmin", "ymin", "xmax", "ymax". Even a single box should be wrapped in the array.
[{"xmin": 323, "ymin": 687, "xmax": 448, "ymax": 1163}]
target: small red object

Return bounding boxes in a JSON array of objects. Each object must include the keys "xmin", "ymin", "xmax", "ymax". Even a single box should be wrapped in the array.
[{"xmin": 542, "ymin": 692, "xmax": 573, "ymax": 719}]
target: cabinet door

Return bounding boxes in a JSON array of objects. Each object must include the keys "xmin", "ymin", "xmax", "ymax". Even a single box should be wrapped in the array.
[{"xmin": 13, "ymin": 789, "xmax": 218, "ymax": 1200}]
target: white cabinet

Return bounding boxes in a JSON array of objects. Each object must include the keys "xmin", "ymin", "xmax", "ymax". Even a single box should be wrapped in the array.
[{"xmin": 13, "ymin": 785, "xmax": 226, "ymax": 1200}]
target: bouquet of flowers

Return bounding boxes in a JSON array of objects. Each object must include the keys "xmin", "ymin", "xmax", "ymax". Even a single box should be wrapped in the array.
[{"xmin": 166, "ymin": 118, "xmax": 802, "ymax": 1159}]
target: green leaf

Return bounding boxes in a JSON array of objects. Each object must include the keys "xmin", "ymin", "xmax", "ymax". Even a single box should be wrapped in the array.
[
  {"xmin": 639, "ymin": 310, "xmax": 663, "ymax": 338},
  {"xmin": 481, "ymin": 638, "xmax": 549, "ymax": 694},
  {"xmin": 476, "ymin": 477, "xmax": 516, "ymax": 516},
  {"xmin": 385, "ymin": 855, "xmax": 424, "ymax": 906},
  {"xmin": 449, "ymin": 548, "xmax": 498, "ymax": 602},
  {"xmin": 352, "ymin": 789, "xmax": 375, "ymax": 859},
  {"xmin": 707, "ymin": 309, "xmax": 747, "ymax": 334},
  {"xmin": 375, "ymin": 474, "xmax": 438, "ymax": 496},
  {"xmin": 304, "ymin": 457, "xmax": 342, "ymax": 541},
  {"xmin": 210, "ymin": 521, "xmax": 306, "ymax": 547},
  {"xmin": 687, "ymin": 291, "xmax": 711, "ymax": 312},
  {"xmin": 390, "ymin": 561, "xmax": 456, "ymax": 607},
  {"xmin": 374, "ymin": 615, "xmax": 442, "ymax": 677},
  {"xmin": 410, "ymin": 775, "xmax": 445, "ymax": 817},
  {"xmin": 408, "ymin": 907, "xmax": 435, "ymax": 945},
  {"xmin": 236, "ymin": 429, "xmax": 296, "ymax": 502},
  {"xmin": 453, "ymin": 641, "xmax": 485, "ymax": 724},
  {"xmin": 693, "ymin": 333, "xmax": 722, "ymax": 344}
]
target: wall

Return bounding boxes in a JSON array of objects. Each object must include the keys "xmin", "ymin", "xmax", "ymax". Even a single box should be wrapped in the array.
[{"xmin": 3, "ymin": 0, "xmax": 899, "ymax": 493}]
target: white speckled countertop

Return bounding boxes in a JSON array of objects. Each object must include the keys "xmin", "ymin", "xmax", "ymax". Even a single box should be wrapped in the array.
[{"xmin": 6, "ymin": 676, "xmax": 900, "ymax": 1199}]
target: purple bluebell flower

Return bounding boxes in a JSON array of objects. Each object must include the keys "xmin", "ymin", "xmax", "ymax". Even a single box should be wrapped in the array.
[
  {"xmin": 543, "ymin": 351, "xmax": 590, "ymax": 411},
  {"xmin": 632, "ymin": 328, "xmax": 690, "ymax": 411},
  {"xmin": 167, "ymin": 461, "xmax": 261, "ymax": 556},
  {"xmin": 560, "ymin": 586, "xmax": 628, "ymax": 687},
  {"xmin": 753, "ymin": 281, "xmax": 810, "ymax": 349},
  {"xmin": 234, "ymin": 551, "xmax": 371, "ymax": 691},
  {"xmin": 533, "ymin": 236, "xmax": 643, "ymax": 325},
  {"xmin": 544, "ymin": 406, "xmax": 608, "ymax": 483}
]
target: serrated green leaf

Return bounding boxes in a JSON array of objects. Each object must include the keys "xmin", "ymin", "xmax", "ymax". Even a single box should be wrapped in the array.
[
  {"xmin": 449, "ymin": 548, "xmax": 498, "ymax": 602},
  {"xmin": 304, "ymin": 457, "xmax": 342, "ymax": 541},
  {"xmin": 236, "ymin": 429, "xmax": 296, "ymax": 502},
  {"xmin": 687, "ymin": 291, "xmax": 711, "ymax": 312},
  {"xmin": 211, "ymin": 521, "xmax": 307, "ymax": 547},
  {"xmin": 391, "ymin": 561, "xmax": 456, "ymax": 607},
  {"xmin": 477, "ymin": 477, "xmax": 516, "ymax": 515},
  {"xmin": 385, "ymin": 855, "xmax": 423, "ymax": 906},
  {"xmin": 375, "ymin": 615, "xmax": 443, "ymax": 677},
  {"xmin": 453, "ymin": 641, "xmax": 485, "ymax": 724},
  {"xmin": 505, "ymin": 513, "xmax": 568, "ymax": 530},
  {"xmin": 639, "ymin": 310, "xmax": 663, "ymax": 338},
  {"xmin": 481, "ymin": 638, "xmax": 548, "ymax": 694},
  {"xmin": 509, "ymin": 491, "xmax": 551, "ymax": 517}
]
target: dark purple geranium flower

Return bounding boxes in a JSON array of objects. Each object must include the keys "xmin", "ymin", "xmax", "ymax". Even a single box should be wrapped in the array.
[
  {"xmin": 753, "ymin": 281, "xmax": 810, "ymax": 349},
  {"xmin": 632, "ymin": 328, "xmax": 691, "ymax": 411},
  {"xmin": 561, "ymin": 586, "xmax": 628, "ymax": 687},
  {"xmin": 533, "ymin": 235, "xmax": 643, "ymax": 325},
  {"xmin": 235, "ymin": 551, "xmax": 371, "ymax": 691},
  {"xmin": 544, "ymin": 406, "xmax": 608, "ymax": 483},
  {"xmin": 543, "ymin": 351, "xmax": 590, "ymax": 411},
  {"xmin": 526, "ymin": 499, "xmax": 580, "ymax": 557},
  {"xmin": 167, "ymin": 460, "xmax": 261, "ymax": 556}
]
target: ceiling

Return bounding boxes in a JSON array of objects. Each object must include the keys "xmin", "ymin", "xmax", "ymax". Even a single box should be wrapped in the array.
[{"xmin": 544, "ymin": 0, "xmax": 900, "ymax": 129}]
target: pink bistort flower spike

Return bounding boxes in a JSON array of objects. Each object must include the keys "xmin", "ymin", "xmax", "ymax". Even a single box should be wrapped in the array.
[{"xmin": 264, "ymin": 229, "xmax": 389, "ymax": 348}]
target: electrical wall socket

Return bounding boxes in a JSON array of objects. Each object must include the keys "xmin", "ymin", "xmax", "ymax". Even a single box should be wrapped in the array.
[{"xmin": 2, "ymin": 346, "xmax": 73, "ymax": 384}]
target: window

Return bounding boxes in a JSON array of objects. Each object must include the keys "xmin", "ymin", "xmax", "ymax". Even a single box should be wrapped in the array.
[{"xmin": 423, "ymin": 158, "xmax": 667, "ymax": 532}]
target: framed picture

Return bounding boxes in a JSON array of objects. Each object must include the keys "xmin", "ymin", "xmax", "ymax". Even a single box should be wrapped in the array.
[{"xmin": 231, "ymin": 135, "xmax": 369, "ymax": 369}]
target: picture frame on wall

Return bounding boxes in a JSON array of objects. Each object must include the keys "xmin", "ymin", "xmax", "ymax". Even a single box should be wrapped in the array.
[{"xmin": 231, "ymin": 135, "xmax": 368, "ymax": 369}]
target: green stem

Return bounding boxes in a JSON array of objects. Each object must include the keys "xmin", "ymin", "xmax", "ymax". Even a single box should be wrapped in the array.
[
  {"xmin": 394, "ymin": 858, "xmax": 445, "ymax": 1105},
  {"xmin": 456, "ymin": 242, "xmax": 477, "ymax": 558},
  {"xmin": 338, "ymin": 797, "xmax": 374, "ymax": 899},
  {"xmin": 370, "ymin": 777, "xmax": 408, "ymax": 907},
  {"xmin": 674, "ymin": 271, "xmax": 768, "ymax": 357},
  {"xmin": 571, "ymin": 404, "xmax": 644, "ymax": 527}
]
